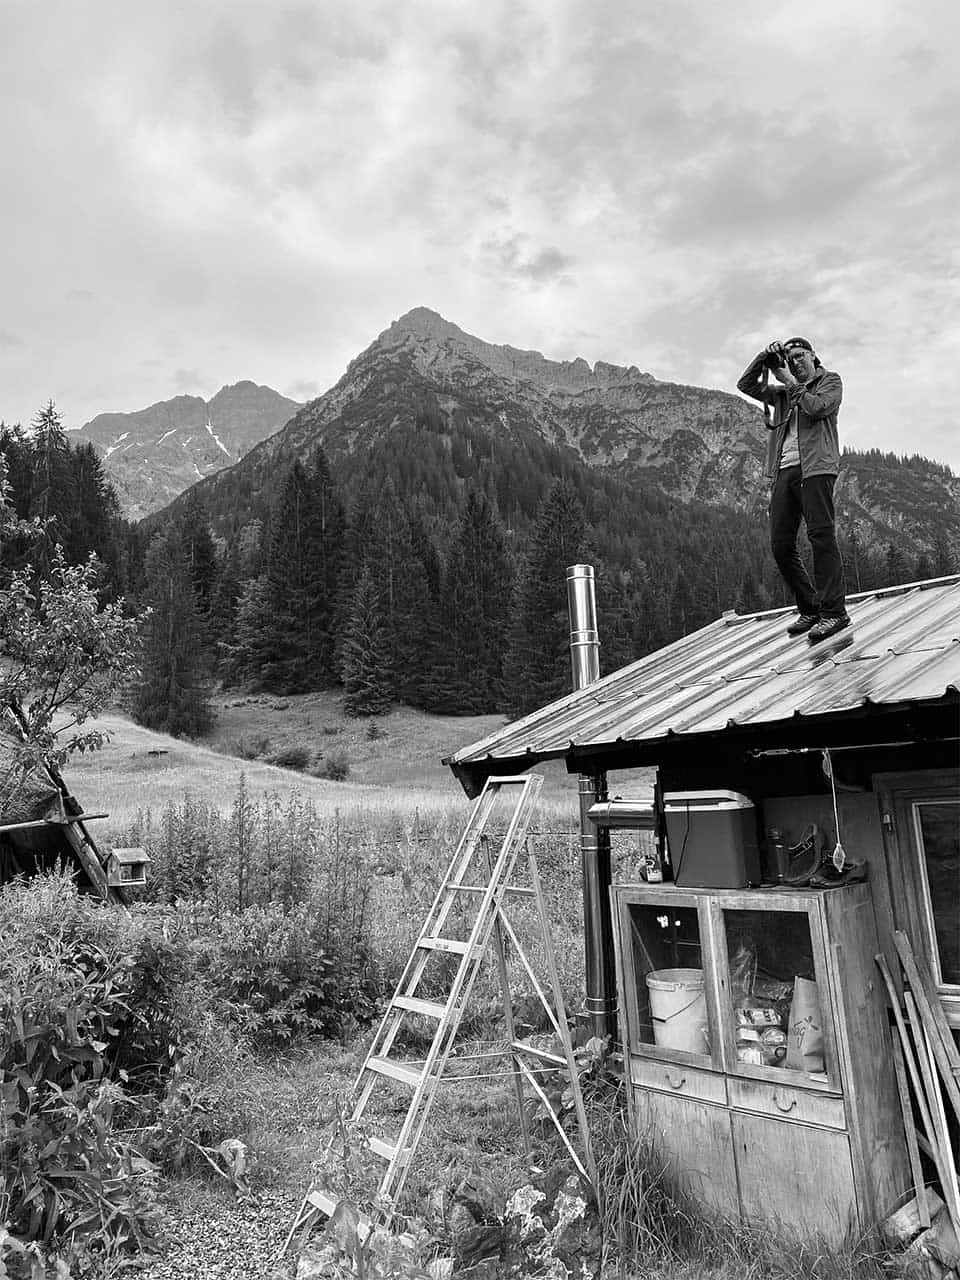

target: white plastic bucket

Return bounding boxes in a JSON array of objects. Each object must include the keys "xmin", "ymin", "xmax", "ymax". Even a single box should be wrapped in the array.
[{"xmin": 646, "ymin": 968, "xmax": 707, "ymax": 1054}]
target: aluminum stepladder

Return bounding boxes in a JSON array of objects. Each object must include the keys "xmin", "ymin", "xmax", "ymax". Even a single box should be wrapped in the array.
[{"xmin": 281, "ymin": 773, "xmax": 595, "ymax": 1255}]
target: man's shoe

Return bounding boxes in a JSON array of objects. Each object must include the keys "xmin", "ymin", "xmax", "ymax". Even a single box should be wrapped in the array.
[
  {"xmin": 807, "ymin": 614, "xmax": 851, "ymax": 644},
  {"xmin": 786, "ymin": 613, "xmax": 819, "ymax": 636},
  {"xmin": 808, "ymin": 858, "xmax": 868, "ymax": 888}
]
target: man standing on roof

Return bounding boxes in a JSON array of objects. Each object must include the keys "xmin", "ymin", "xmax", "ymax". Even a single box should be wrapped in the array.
[{"xmin": 737, "ymin": 337, "xmax": 850, "ymax": 643}]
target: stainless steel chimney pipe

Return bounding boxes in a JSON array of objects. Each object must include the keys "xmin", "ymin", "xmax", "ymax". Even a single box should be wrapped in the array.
[
  {"xmin": 566, "ymin": 564, "xmax": 617, "ymax": 1041},
  {"xmin": 566, "ymin": 564, "xmax": 600, "ymax": 689}
]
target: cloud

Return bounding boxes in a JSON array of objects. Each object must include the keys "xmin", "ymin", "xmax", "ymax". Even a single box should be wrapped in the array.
[
  {"xmin": 0, "ymin": 0, "xmax": 958, "ymax": 471},
  {"xmin": 480, "ymin": 234, "xmax": 574, "ymax": 286},
  {"xmin": 172, "ymin": 368, "xmax": 206, "ymax": 393},
  {"xmin": 0, "ymin": 331, "xmax": 24, "ymax": 349},
  {"xmin": 285, "ymin": 379, "xmax": 318, "ymax": 402}
]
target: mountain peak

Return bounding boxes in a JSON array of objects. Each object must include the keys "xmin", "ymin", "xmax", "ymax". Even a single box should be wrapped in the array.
[
  {"xmin": 390, "ymin": 307, "xmax": 465, "ymax": 342},
  {"xmin": 376, "ymin": 307, "xmax": 651, "ymax": 392}
]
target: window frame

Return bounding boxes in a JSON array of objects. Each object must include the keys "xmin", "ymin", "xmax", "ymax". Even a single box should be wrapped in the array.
[{"xmin": 876, "ymin": 769, "xmax": 960, "ymax": 1026}]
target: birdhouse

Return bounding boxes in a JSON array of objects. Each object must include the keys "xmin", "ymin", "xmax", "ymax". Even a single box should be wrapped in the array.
[{"xmin": 106, "ymin": 846, "xmax": 151, "ymax": 888}]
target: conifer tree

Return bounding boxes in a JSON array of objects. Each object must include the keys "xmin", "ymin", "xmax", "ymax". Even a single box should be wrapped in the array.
[
  {"xmin": 431, "ymin": 491, "xmax": 514, "ymax": 712},
  {"xmin": 133, "ymin": 527, "xmax": 213, "ymax": 736},
  {"xmin": 222, "ymin": 575, "xmax": 275, "ymax": 687},
  {"xmin": 341, "ymin": 566, "xmax": 393, "ymax": 716},
  {"xmin": 932, "ymin": 530, "xmax": 956, "ymax": 578},
  {"xmin": 177, "ymin": 491, "xmax": 219, "ymax": 615},
  {"xmin": 501, "ymin": 479, "xmax": 586, "ymax": 718},
  {"xmin": 67, "ymin": 441, "xmax": 124, "ymax": 593},
  {"xmin": 357, "ymin": 480, "xmax": 435, "ymax": 706},
  {"xmin": 259, "ymin": 451, "xmax": 345, "ymax": 692}
]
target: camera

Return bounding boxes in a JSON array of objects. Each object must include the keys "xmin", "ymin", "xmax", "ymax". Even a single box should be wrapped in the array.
[{"xmin": 764, "ymin": 342, "xmax": 785, "ymax": 369}]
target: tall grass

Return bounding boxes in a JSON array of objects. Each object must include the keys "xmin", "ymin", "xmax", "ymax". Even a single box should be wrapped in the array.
[{"xmin": 116, "ymin": 780, "xmax": 592, "ymax": 1009}]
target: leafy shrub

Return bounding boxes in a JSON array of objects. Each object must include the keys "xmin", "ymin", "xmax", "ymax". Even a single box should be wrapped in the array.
[
  {"xmin": 0, "ymin": 875, "xmax": 161, "ymax": 1251},
  {"xmin": 365, "ymin": 721, "xmax": 384, "ymax": 740},
  {"xmin": 231, "ymin": 734, "xmax": 272, "ymax": 760},
  {"xmin": 199, "ymin": 903, "xmax": 378, "ymax": 1045},
  {"xmin": 268, "ymin": 743, "xmax": 312, "ymax": 771},
  {"xmin": 314, "ymin": 750, "xmax": 350, "ymax": 781}
]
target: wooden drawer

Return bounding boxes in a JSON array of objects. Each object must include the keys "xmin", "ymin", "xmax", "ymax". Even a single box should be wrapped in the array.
[
  {"xmin": 728, "ymin": 1076, "xmax": 846, "ymax": 1129},
  {"xmin": 630, "ymin": 1055, "xmax": 726, "ymax": 1105}
]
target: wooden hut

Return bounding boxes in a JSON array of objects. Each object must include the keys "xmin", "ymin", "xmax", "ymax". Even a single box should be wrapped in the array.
[
  {"xmin": 0, "ymin": 707, "xmax": 124, "ymax": 901},
  {"xmin": 446, "ymin": 573, "xmax": 960, "ymax": 1244}
]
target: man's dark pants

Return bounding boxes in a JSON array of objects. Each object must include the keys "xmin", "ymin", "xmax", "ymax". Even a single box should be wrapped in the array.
[{"xmin": 770, "ymin": 466, "xmax": 846, "ymax": 618}]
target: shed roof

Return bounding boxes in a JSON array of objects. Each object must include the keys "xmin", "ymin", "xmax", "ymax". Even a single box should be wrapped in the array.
[{"xmin": 446, "ymin": 575, "xmax": 960, "ymax": 794}]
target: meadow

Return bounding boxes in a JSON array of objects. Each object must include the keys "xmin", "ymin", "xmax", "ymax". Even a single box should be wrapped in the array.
[{"xmin": 6, "ymin": 697, "xmax": 894, "ymax": 1280}]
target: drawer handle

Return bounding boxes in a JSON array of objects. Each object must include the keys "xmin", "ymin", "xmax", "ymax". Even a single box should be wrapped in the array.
[
  {"xmin": 666, "ymin": 1072, "xmax": 687, "ymax": 1090},
  {"xmin": 773, "ymin": 1091, "xmax": 797, "ymax": 1113}
]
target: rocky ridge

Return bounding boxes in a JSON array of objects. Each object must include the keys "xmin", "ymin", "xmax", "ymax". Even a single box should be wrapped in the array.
[
  {"xmin": 74, "ymin": 381, "xmax": 300, "ymax": 520},
  {"xmin": 223, "ymin": 306, "xmax": 768, "ymax": 517}
]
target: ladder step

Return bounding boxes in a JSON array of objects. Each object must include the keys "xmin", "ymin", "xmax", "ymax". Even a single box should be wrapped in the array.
[
  {"xmin": 366, "ymin": 1057, "xmax": 423, "ymax": 1087},
  {"xmin": 305, "ymin": 1191, "xmax": 372, "ymax": 1241},
  {"xmin": 394, "ymin": 995, "xmax": 447, "ymax": 1019},
  {"xmin": 450, "ymin": 883, "xmax": 535, "ymax": 897},
  {"xmin": 367, "ymin": 1135, "xmax": 399, "ymax": 1161},
  {"xmin": 419, "ymin": 936, "xmax": 471, "ymax": 955},
  {"xmin": 511, "ymin": 1040, "xmax": 567, "ymax": 1067}
]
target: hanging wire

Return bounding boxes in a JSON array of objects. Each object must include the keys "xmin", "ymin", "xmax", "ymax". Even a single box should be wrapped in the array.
[{"xmin": 821, "ymin": 748, "xmax": 847, "ymax": 870}]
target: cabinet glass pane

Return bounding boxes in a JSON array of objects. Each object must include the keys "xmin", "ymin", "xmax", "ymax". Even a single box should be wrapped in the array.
[
  {"xmin": 722, "ymin": 908, "xmax": 825, "ymax": 1079},
  {"xmin": 629, "ymin": 903, "xmax": 709, "ymax": 1057},
  {"xmin": 915, "ymin": 802, "xmax": 960, "ymax": 986}
]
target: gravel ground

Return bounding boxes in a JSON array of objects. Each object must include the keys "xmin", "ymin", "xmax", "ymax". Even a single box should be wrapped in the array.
[{"xmin": 131, "ymin": 1184, "xmax": 303, "ymax": 1280}]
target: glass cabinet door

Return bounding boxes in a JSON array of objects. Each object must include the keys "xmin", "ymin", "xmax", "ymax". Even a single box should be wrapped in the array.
[
  {"xmin": 623, "ymin": 897, "xmax": 716, "ymax": 1065},
  {"xmin": 716, "ymin": 902, "xmax": 837, "ymax": 1088}
]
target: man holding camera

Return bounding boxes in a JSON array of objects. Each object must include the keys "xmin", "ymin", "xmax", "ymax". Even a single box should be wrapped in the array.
[{"xmin": 737, "ymin": 337, "xmax": 849, "ymax": 643}]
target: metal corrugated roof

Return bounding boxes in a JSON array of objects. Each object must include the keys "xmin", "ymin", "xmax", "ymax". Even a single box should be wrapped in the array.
[{"xmin": 446, "ymin": 575, "xmax": 960, "ymax": 788}]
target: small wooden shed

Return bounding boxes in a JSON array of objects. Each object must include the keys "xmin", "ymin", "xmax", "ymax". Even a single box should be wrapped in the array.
[
  {"xmin": 446, "ymin": 573, "xmax": 960, "ymax": 1243},
  {"xmin": 0, "ymin": 709, "xmax": 122, "ymax": 901}
]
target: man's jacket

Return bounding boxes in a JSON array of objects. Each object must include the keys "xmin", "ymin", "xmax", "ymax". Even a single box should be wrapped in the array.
[{"xmin": 737, "ymin": 353, "xmax": 842, "ymax": 483}]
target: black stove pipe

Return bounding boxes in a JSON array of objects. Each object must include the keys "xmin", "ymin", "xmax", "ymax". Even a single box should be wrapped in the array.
[{"xmin": 566, "ymin": 564, "xmax": 617, "ymax": 1041}]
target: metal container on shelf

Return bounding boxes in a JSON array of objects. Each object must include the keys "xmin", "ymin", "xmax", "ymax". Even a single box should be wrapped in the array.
[{"xmin": 663, "ymin": 790, "xmax": 761, "ymax": 888}]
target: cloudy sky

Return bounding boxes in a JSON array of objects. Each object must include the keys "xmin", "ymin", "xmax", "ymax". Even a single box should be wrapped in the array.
[{"xmin": 2, "ymin": 1, "xmax": 958, "ymax": 468}]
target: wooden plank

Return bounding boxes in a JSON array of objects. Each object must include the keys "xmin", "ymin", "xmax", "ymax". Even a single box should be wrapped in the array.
[
  {"xmin": 894, "ymin": 931, "xmax": 960, "ymax": 1125},
  {"xmin": 904, "ymin": 990, "xmax": 960, "ymax": 1233},
  {"xmin": 891, "ymin": 1036, "xmax": 931, "ymax": 1230},
  {"xmin": 876, "ymin": 953, "xmax": 946, "ymax": 1204},
  {"xmin": 894, "ymin": 930, "xmax": 960, "ymax": 1070}
]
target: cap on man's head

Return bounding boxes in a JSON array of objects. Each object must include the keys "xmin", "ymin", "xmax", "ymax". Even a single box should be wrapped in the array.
[{"xmin": 784, "ymin": 335, "xmax": 821, "ymax": 368}]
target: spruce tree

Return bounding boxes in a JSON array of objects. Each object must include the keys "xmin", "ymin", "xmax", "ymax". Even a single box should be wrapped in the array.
[
  {"xmin": 341, "ymin": 566, "xmax": 393, "ymax": 716},
  {"xmin": 358, "ymin": 480, "xmax": 435, "ymax": 707},
  {"xmin": 259, "ymin": 452, "xmax": 345, "ymax": 692},
  {"xmin": 27, "ymin": 402, "xmax": 77, "ymax": 576},
  {"xmin": 223, "ymin": 574, "xmax": 275, "ymax": 687},
  {"xmin": 501, "ymin": 479, "xmax": 586, "ymax": 718},
  {"xmin": 67, "ymin": 441, "xmax": 124, "ymax": 594},
  {"xmin": 431, "ymin": 491, "xmax": 514, "ymax": 713},
  {"xmin": 134, "ymin": 527, "xmax": 213, "ymax": 736}
]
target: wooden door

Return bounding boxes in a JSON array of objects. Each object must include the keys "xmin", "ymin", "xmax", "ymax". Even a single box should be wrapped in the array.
[{"xmin": 731, "ymin": 1111, "xmax": 859, "ymax": 1247}]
